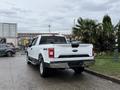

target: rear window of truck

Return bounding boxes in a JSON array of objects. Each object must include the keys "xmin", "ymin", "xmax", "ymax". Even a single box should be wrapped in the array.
[{"xmin": 39, "ymin": 36, "xmax": 67, "ymax": 44}]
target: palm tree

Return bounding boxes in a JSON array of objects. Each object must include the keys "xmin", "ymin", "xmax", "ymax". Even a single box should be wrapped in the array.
[
  {"xmin": 72, "ymin": 17, "xmax": 100, "ymax": 44},
  {"xmin": 72, "ymin": 15, "xmax": 115, "ymax": 52}
]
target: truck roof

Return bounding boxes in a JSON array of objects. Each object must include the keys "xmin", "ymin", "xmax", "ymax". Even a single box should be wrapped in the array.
[{"xmin": 37, "ymin": 34, "xmax": 64, "ymax": 37}]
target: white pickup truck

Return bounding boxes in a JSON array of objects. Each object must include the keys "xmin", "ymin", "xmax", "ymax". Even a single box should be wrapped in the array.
[{"xmin": 26, "ymin": 35, "xmax": 94, "ymax": 77}]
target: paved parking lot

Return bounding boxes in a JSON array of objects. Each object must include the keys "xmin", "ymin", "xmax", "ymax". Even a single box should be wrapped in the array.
[{"xmin": 0, "ymin": 54, "xmax": 120, "ymax": 90}]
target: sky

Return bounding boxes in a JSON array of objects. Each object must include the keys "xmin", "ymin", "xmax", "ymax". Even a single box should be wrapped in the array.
[{"xmin": 0, "ymin": 0, "xmax": 120, "ymax": 34}]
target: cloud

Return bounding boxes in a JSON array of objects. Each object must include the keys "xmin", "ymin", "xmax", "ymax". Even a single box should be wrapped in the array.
[
  {"xmin": 0, "ymin": 0, "xmax": 120, "ymax": 34},
  {"xmin": 12, "ymin": 7, "xmax": 32, "ymax": 13},
  {"xmin": 81, "ymin": 3, "xmax": 111, "ymax": 12},
  {"xmin": 0, "ymin": 9, "xmax": 22, "ymax": 20},
  {"xmin": 0, "ymin": 6, "xmax": 32, "ymax": 19},
  {"xmin": 0, "ymin": 9, "xmax": 16, "ymax": 16}
]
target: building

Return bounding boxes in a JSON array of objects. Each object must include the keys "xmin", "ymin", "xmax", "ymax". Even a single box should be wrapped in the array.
[
  {"xmin": 17, "ymin": 32, "xmax": 72, "ymax": 46},
  {"xmin": 0, "ymin": 23, "xmax": 17, "ymax": 47},
  {"xmin": 18, "ymin": 33, "xmax": 58, "ymax": 38},
  {"xmin": 17, "ymin": 33, "xmax": 59, "ymax": 46}
]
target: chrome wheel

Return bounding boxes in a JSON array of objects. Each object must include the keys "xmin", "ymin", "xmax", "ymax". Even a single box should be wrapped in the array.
[
  {"xmin": 39, "ymin": 55, "xmax": 48, "ymax": 77},
  {"xmin": 40, "ymin": 62, "xmax": 43, "ymax": 75}
]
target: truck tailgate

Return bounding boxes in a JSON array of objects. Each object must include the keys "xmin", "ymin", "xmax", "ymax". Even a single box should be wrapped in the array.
[{"xmin": 54, "ymin": 44, "xmax": 93, "ymax": 58}]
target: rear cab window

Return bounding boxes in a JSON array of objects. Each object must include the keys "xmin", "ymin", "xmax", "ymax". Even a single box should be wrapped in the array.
[{"xmin": 39, "ymin": 36, "xmax": 67, "ymax": 44}]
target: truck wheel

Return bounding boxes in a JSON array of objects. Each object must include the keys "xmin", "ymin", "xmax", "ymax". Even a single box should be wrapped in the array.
[
  {"xmin": 73, "ymin": 67, "xmax": 84, "ymax": 74},
  {"xmin": 39, "ymin": 61, "xmax": 48, "ymax": 77},
  {"xmin": 7, "ymin": 51, "xmax": 13, "ymax": 57},
  {"xmin": 26, "ymin": 54, "xmax": 31, "ymax": 64}
]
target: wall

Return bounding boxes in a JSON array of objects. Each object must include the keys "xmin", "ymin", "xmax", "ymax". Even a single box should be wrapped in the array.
[{"xmin": 0, "ymin": 23, "xmax": 17, "ymax": 38}]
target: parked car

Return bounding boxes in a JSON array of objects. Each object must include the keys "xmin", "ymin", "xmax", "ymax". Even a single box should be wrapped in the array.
[
  {"xmin": 26, "ymin": 35, "xmax": 94, "ymax": 77},
  {"xmin": 7, "ymin": 43, "xmax": 15, "ymax": 48},
  {"xmin": 0, "ymin": 44, "xmax": 16, "ymax": 57}
]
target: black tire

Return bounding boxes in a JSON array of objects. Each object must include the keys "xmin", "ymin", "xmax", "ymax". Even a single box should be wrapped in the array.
[
  {"xmin": 39, "ymin": 55, "xmax": 48, "ymax": 77},
  {"xmin": 26, "ymin": 57, "xmax": 31, "ymax": 64},
  {"xmin": 26, "ymin": 53, "xmax": 31, "ymax": 64},
  {"xmin": 7, "ymin": 51, "xmax": 13, "ymax": 57},
  {"xmin": 73, "ymin": 67, "xmax": 84, "ymax": 74}
]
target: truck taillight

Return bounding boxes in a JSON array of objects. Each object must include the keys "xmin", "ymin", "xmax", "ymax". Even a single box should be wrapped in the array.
[{"xmin": 48, "ymin": 48, "xmax": 54, "ymax": 58}]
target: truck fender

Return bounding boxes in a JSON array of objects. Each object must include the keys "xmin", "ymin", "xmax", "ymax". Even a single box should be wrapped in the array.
[
  {"xmin": 6, "ymin": 50, "xmax": 14, "ymax": 54},
  {"xmin": 38, "ymin": 54, "xmax": 44, "ymax": 63}
]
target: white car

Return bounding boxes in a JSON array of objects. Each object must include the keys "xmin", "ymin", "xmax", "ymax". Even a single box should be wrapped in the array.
[{"xmin": 26, "ymin": 34, "xmax": 94, "ymax": 77}]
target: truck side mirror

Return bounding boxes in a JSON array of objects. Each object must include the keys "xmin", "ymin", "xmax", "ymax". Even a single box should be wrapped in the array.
[{"xmin": 28, "ymin": 44, "xmax": 32, "ymax": 47}]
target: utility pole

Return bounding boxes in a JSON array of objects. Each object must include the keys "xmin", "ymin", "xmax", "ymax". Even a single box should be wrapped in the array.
[
  {"xmin": 73, "ymin": 18, "xmax": 76, "ymax": 40},
  {"xmin": 48, "ymin": 24, "xmax": 51, "ymax": 33},
  {"xmin": 73, "ymin": 18, "xmax": 76, "ymax": 26}
]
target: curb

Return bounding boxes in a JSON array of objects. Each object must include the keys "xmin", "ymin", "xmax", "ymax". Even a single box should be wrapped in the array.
[{"xmin": 84, "ymin": 68, "xmax": 120, "ymax": 84}]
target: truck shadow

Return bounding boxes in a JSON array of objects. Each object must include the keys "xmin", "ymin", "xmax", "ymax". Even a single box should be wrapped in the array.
[
  {"xmin": 27, "ymin": 63, "xmax": 86, "ymax": 81},
  {"xmin": 24, "ymin": 63, "xmax": 96, "ymax": 90}
]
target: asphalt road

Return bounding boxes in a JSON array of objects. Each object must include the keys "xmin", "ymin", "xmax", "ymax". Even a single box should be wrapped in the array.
[{"xmin": 0, "ymin": 54, "xmax": 120, "ymax": 90}]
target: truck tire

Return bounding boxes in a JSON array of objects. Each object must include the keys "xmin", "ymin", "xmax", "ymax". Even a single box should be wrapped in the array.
[
  {"xmin": 26, "ymin": 54, "xmax": 31, "ymax": 64},
  {"xmin": 73, "ymin": 67, "xmax": 84, "ymax": 74},
  {"xmin": 7, "ymin": 51, "xmax": 13, "ymax": 57},
  {"xmin": 39, "ymin": 55, "xmax": 48, "ymax": 77}
]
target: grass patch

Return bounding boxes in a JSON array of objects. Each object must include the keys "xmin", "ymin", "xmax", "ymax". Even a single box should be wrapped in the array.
[{"xmin": 89, "ymin": 54, "xmax": 120, "ymax": 78}]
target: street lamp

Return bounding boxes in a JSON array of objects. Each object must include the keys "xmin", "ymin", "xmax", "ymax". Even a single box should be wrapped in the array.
[{"xmin": 48, "ymin": 24, "xmax": 51, "ymax": 33}]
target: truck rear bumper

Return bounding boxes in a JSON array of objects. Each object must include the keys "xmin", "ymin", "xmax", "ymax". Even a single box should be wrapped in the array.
[
  {"xmin": 45, "ymin": 57, "xmax": 95, "ymax": 68},
  {"xmin": 50, "ymin": 56, "xmax": 94, "ymax": 63}
]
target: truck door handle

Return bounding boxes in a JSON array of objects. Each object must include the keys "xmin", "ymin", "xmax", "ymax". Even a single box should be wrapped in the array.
[{"xmin": 31, "ymin": 48, "xmax": 32, "ymax": 50}]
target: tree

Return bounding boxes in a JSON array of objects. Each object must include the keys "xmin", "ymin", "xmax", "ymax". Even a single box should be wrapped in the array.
[
  {"xmin": 72, "ymin": 15, "xmax": 115, "ymax": 52},
  {"xmin": 102, "ymin": 15, "xmax": 115, "ymax": 51},
  {"xmin": 72, "ymin": 17, "xmax": 100, "ymax": 44}
]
